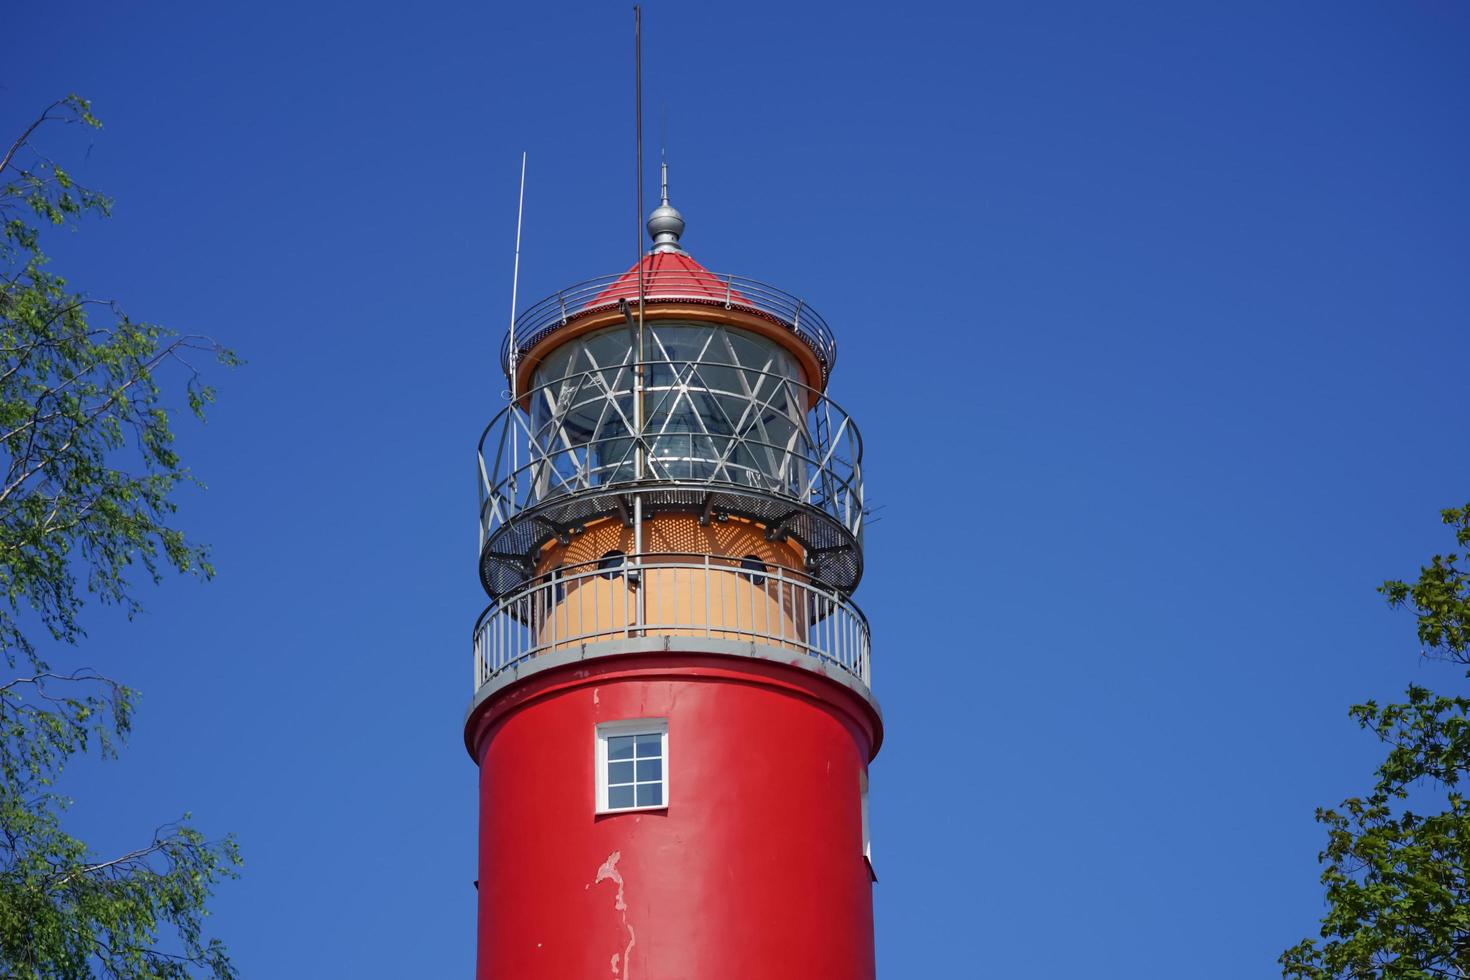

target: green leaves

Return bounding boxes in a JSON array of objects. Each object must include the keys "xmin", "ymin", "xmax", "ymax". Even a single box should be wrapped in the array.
[
  {"xmin": 0, "ymin": 98, "xmax": 240, "ymax": 978},
  {"xmin": 1283, "ymin": 510, "xmax": 1470, "ymax": 978},
  {"xmin": 0, "ymin": 801, "xmax": 241, "ymax": 979},
  {"xmin": 1379, "ymin": 506, "xmax": 1470, "ymax": 668},
  {"xmin": 0, "ymin": 100, "xmax": 236, "ymax": 668},
  {"xmin": 1282, "ymin": 700, "xmax": 1470, "ymax": 978}
]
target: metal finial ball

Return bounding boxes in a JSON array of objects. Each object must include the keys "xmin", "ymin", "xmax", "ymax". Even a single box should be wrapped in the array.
[{"xmin": 647, "ymin": 203, "xmax": 685, "ymax": 252}]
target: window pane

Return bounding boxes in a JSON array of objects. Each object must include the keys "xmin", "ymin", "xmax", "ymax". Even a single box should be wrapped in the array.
[
  {"xmin": 636, "ymin": 783, "xmax": 663, "ymax": 807},
  {"xmin": 607, "ymin": 736, "xmax": 635, "ymax": 760},
  {"xmin": 636, "ymin": 759, "xmax": 661, "ymax": 782},
  {"xmin": 608, "ymin": 761, "xmax": 634, "ymax": 785},
  {"xmin": 607, "ymin": 785, "xmax": 635, "ymax": 810},
  {"xmin": 635, "ymin": 734, "xmax": 662, "ymax": 758}
]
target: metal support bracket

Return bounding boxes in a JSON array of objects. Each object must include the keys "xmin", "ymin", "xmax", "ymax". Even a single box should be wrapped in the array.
[
  {"xmin": 483, "ymin": 549, "xmax": 533, "ymax": 569},
  {"xmin": 529, "ymin": 514, "xmax": 573, "ymax": 546},
  {"xmin": 619, "ymin": 298, "xmax": 638, "ymax": 346},
  {"xmin": 764, "ymin": 509, "xmax": 800, "ymax": 541}
]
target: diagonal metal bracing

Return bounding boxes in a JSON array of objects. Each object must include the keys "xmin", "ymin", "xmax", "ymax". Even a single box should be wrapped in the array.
[
  {"xmin": 529, "ymin": 382, "xmax": 590, "ymax": 501},
  {"xmin": 580, "ymin": 347, "xmax": 638, "ymax": 475},
  {"xmin": 636, "ymin": 367, "xmax": 694, "ymax": 482},
  {"xmin": 647, "ymin": 367, "xmax": 713, "ymax": 481},
  {"xmin": 712, "ymin": 370, "xmax": 789, "ymax": 490},
  {"xmin": 693, "ymin": 330, "xmax": 797, "ymax": 490},
  {"xmin": 666, "ymin": 357, "xmax": 776, "ymax": 490},
  {"xmin": 641, "ymin": 328, "xmax": 725, "ymax": 483},
  {"xmin": 570, "ymin": 345, "xmax": 647, "ymax": 487},
  {"xmin": 551, "ymin": 369, "xmax": 618, "ymax": 492},
  {"xmin": 713, "ymin": 330, "xmax": 785, "ymax": 484},
  {"xmin": 526, "ymin": 326, "xmax": 832, "ymax": 505},
  {"xmin": 681, "ymin": 363, "xmax": 750, "ymax": 487},
  {"xmin": 726, "ymin": 372, "xmax": 806, "ymax": 494},
  {"xmin": 480, "ymin": 332, "xmax": 864, "ymax": 545},
  {"xmin": 802, "ymin": 414, "xmax": 851, "ymax": 504}
]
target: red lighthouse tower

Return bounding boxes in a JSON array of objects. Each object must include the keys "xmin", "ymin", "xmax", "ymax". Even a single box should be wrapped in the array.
[{"xmin": 465, "ymin": 172, "xmax": 879, "ymax": 979}]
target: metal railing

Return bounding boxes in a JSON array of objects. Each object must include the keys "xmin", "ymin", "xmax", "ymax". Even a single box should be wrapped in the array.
[
  {"xmin": 472, "ymin": 553, "xmax": 871, "ymax": 692},
  {"xmin": 500, "ymin": 272, "xmax": 838, "ymax": 383},
  {"xmin": 477, "ymin": 361, "xmax": 864, "ymax": 548}
]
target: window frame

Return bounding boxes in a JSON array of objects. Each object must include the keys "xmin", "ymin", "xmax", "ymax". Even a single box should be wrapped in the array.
[{"xmin": 595, "ymin": 718, "xmax": 669, "ymax": 815}]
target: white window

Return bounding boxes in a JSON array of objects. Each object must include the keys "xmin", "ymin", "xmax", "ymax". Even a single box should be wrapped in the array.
[{"xmin": 596, "ymin": 719, "xmax": 668, "ymax": 813}]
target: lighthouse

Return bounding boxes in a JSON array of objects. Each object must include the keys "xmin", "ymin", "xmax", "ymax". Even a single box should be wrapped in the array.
[{"xmin": 465, "ymin": 173, "xmax": 880, "ymax": 979}]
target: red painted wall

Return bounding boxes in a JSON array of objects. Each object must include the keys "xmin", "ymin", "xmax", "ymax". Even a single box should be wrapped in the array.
[{"xmin": 466, "ymin": 653, "xmax": 881, "ymax": 980}]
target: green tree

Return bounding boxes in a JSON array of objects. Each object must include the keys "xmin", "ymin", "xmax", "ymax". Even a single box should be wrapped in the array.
[
  {"xmin": 0, "ymin": 97, "xmax": 240, "ymax": 977},
  {"xmin": 1283, "ymin": 505, "xmax": 1470, "ymax": 978}
]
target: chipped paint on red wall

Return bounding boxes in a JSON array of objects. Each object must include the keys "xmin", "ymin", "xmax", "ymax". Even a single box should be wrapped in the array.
[{"xmin": 467, "ymin": 653, "xmax": 880, "ymax": 980}]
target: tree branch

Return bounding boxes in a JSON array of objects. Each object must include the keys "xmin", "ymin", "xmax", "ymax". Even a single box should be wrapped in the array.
[{"xmin": 0, "ymin": 100, "xmax": 66, "ymax": 179}]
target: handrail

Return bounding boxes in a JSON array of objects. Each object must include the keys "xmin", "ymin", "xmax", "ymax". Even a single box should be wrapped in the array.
[
  {"xmin": 471, "ymin": 552, "xmax": 872, "ymax": 692},
  {"xmin": 500, "ymin": 272, "xmax": 838, "ymax": 383},
  {"xmin": 477, "ymin": 360, "xmax": 864, "ymax": 549}
]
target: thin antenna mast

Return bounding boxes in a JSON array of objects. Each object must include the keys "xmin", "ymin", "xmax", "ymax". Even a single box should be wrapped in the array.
[
  {"xmin": 632, "ymin": 4, "xmax": 647, "ymax": 631},
  {"xmin": 508, "ymin": 151, "xmax": 527, "ymax": 401},
  {"xmin": 634, "ymin": 3, "xmax": 646, "ymax": 463},
  {"xmin": 508, "ymin": 151, "xmax": 527, "ymax": 484}
]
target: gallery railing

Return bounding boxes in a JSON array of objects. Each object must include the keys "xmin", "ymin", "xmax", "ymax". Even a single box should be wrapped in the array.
[
  {"xmin": 472, "ymin": 553, "xmax": 872, "ymax": 691},
  {"xmin": 500, "ymin": 272, "xmax": 838, "ymax": 383}
]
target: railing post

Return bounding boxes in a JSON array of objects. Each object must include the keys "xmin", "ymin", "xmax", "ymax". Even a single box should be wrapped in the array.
[
  {"xmin": 748, "ymin": 559, "xmax": 755, "ymax": 642},
  {"xmin": 626, "ymin": 559, "xmax": 633, "ymax": 638},
  {"xmin": 834, "ymin": 590, "xmax": 844, "ymax": 670},
  {"xmin": 471, "ymin": 557, "xmax": 870, "ymax": 694},
  {"xmin": 776, "ymin": 567, "xmax": 785, "ymax": 647},
  {"xmin": 864, "ymin": 624, "xmax": 871, "ymax": 686}
]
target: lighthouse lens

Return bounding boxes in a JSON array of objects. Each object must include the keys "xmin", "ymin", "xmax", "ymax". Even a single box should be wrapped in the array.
[{"xmin": 527, "ymin": 321, "xmax": 812, "ymax": 497}]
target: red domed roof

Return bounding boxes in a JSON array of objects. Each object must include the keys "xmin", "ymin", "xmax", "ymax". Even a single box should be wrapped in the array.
[{"xmin": 589, "ymin": 250, "xmax": 750, "ymax": 307}]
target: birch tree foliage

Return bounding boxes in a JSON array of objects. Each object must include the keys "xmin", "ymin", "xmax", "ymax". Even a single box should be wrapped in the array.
[
  {"xmin": 0, "ymin": 96, "xmax": 240, "ymax": 978},
  {"xmin": 1282, "ymin": 505, "xmax": 1470, "ymax": 979}
]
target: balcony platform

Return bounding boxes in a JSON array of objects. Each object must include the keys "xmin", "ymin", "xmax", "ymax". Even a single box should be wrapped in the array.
[{"xmin": 471, "ymin": 553, "xmax": 873, "ymax": 704}]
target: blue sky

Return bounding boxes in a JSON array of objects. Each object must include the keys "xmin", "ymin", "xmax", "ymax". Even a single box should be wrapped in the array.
[{"xmin": 6, "ymin": 1, "xmax": 1469, "ymax": 975}]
